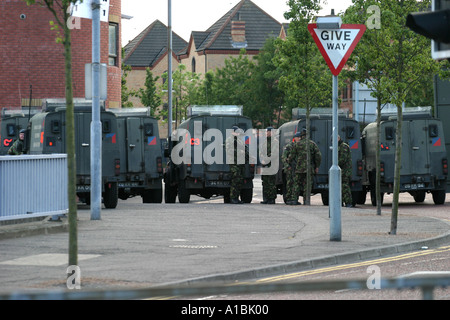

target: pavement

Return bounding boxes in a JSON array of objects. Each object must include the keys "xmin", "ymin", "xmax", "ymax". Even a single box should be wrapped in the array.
[{"xmin": 0, "ymin": 179, "xmax": 449, "ymax": 294}]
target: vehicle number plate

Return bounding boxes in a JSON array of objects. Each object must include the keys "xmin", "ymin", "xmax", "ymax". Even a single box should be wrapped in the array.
[{"xmin": 206, "ymin": 180, "xmax": 229, "ymax": 187}]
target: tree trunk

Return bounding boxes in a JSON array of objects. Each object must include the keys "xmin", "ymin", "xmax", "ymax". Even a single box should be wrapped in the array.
[
  {"xmin": 63, "ymin": 20, "xmax": 78, "ymax": 266},
  {"xmin": 305, "ymin": 106, "xmax": 311, "ymax": 205}
]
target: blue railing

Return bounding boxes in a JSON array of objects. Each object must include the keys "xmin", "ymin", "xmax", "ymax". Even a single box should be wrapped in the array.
[{"xmin": 0, "ymin": 154, "xmax": 68, "ymax": 221}]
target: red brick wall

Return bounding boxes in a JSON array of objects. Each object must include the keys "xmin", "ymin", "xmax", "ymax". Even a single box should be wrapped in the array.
[{"xmin": 0, "ymin": 0, "xmax": 121, "ymax": 110}]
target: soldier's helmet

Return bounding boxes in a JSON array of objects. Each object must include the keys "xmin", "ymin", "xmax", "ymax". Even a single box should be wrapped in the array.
[
  {"xmin": 19, "ymin": 129, "xmax": 26, "ymax": 134},
  {"xmin": 300, "ymin": 128, "xmax": 307, "ymax": 137},
  {"xmin": 294, "ymin": 131, "xmax": 302, "ymax": 138}
]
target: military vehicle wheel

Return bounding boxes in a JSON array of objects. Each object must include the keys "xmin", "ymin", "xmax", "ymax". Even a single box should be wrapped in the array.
[
  {"xmin": 164, "ymin": 184, "xmax": 177, "ymax": 203},
  {"xmin": 223, "ymin": 190, "xmax": 230, "ymax": 203},
  {"xmin": 178, "ymin": 180, "xmax": 190, "ymax": 203},
  {"xmin": 353, "ymin": 191, "xmax": 367, "ymax": 205},
  {"xmin": 240, "ymin": 188, "xmax": 253, "ymax": 203},
  {"xmin": 143, "ymin": 189, "xmax": 163, "ymax": 203},
  {"xmin": 282, "ymin": 183, "xmax": 288, "ymax": 204},
  {"xmin": 432, "ymin": 190, "xmax": 446, "ymax": 205},
  {"xmin": 153, "ymin": 188, "xmax": 163, "ymax": 203},
  {"xmin": 104, "ymin": 182, "xmax": 118, "ymax": 209},
  {"xmin": 370, "ymin": 189, "xmax": 384, "ymax": 206},
  {"xmin": 78, "ymin": 193, "xmax": 90, "ymax": 205},
  {"xmin": 321, "ymin": 192, "xmax": 329, "ymax": 206},
  {"xmin": 412, "ymin": 191, "xmax": 426, "ymax": 203}
]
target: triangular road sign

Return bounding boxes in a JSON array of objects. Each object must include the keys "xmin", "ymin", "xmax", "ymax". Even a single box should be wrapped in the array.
[{"xmin": 308, "ymin": 24, "xmax": 366, "ymax": 76}]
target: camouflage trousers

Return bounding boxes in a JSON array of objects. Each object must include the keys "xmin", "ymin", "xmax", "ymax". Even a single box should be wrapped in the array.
[
  {"xmin": 230, "ymin": 164, "xmax": 245, "ymax": 199},
  {"xmin": 286, "ymin": 173, "xmax": 311, "ymax": 201},
  {"xmin": 261, "ymin": 174, "xmax": 277, "ymax": 200},
  {"xmin": 342, "ymin": 177, "xmax": 352, "ymax": 205},
  {"xmin": 285, "ymin": 171, "xmax": 300, "ymax": 201}
]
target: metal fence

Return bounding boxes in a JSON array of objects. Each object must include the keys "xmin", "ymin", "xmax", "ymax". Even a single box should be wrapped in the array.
[
  {"xmin": 0, "ymin": 154, "xmax": 68, "ymax": 221},
  {"xmin": 1, "ymin": 275, "xmax": 449, "ymax": 300}
]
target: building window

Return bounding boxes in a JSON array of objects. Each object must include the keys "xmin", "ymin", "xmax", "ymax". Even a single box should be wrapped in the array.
[
  {"xmin": 109, "ymin": 23, "xmax": 118, "ymax": 66},
  {"xmin": 191, "ymin": 58, "xmax": 196, "ymax": 73}
]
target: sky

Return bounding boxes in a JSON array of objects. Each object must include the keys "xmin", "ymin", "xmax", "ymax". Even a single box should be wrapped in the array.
[{"xmin": 121, "ymin": 0, "xmax": 354, "ymax": 47}]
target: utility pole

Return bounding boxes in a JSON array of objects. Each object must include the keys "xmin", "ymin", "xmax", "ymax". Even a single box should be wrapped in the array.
[
  {"xmin": 168, "ymin": 0, "xmax": 173, "ymax": 143},
  {"xmin": 91, "ymin": 0, "xmax": 102, "ymax": 220}
]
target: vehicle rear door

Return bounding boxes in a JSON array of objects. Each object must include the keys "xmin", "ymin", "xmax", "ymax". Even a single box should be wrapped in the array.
[{"xmin": 126, "ymin": 117, "xmax": 144, "ymax": 173}]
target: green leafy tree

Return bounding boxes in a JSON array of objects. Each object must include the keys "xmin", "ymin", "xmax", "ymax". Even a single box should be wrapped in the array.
[
  {"xmin": 160, "ymin": 65, "xmax": 202, "ymax": 124},
  {"xmin": 246, "ymin": 38, "xmax": 285, "ymax": 128},
  {"xmin": 274, "ymin": 0, "xmax": 331, "ymax": 205},
  {"xmin": 24, "ymin": 0, "xmax": 79, "ymax": 266},
  {"xmin": 343, "ymin": 0, "xmax": 390, "ymax": 215},
  {"xmin": 135, "ymin": 68, "xmax": 161, "ymax": 116},
  {"xmin": 344, "ymin": 0, "xmax": 447, "ymax": 234},
  {"xmin": 211, "ymin": 49, "xmax": 255, "ymax": 107},
  {"xmin": 121, "ymin": 49, "xmax": 134, "ymax": 108}
]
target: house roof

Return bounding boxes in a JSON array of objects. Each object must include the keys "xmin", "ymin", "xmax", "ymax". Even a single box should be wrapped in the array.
[
  {"xmin": 123, "ymin": 20, "xmax": 188, "ymax": 67},
  {"xmin": 194, "ymin": 0, "xmax": 282, "ymax": 52}
]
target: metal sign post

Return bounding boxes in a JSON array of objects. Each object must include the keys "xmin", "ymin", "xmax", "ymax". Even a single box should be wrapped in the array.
[
  {"xmin": 329, "ymin": 73, "xmax": 341, "ymax": 241},
  {"xmin": 91, "ymin": 0, "xmax": 102, "ymax": 220},
  {"xmin": 308, "ymin": 13, "xmax": 366, "ymax": 241},
  {"xmin": 168, "ymin": 0, "xmax": 173, "ymax": 145}
]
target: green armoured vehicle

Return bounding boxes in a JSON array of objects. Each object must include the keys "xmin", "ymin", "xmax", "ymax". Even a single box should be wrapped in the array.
[
  {"xmin": 361, "ymin": 110, "xmax": 448, "ymax": 205},
  {"xmin": 277, "ymin": 109, "xmax": 365, "ymax": 205},
  {"xmin": 27, "ymin": 100, "xmax": 120, "ymax": 208},
  {"xmin": 112, "ymin": 108, "xmax": 163, "ymax": 203},
  {"xmin": 164, "ymin": 105, "xmax": 255, "ymax": 203}
]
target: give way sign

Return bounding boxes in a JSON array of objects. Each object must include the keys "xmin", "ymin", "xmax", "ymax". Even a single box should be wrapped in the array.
[{"xmin": 308, "ymin": 24, "xmax": 366, "ymax": 76}]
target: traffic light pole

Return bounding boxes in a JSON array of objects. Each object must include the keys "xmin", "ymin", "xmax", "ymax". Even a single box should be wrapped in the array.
[{"xmin": 329, "ymin": 74, "xmax": 342, "ymax": 241}]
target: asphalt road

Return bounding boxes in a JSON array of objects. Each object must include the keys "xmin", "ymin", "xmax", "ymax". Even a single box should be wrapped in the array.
[{"xmin": 0, "ymin": 177, "xmax": 449, "ymax": 298}]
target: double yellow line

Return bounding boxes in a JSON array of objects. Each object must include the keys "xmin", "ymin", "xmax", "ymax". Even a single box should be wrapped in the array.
[{"xmin": 256, "ymin": 245, "xmax": 450, "ymax": 283}]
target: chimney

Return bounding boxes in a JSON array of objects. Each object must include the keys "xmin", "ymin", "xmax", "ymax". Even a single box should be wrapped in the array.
[{"xmin": 231, "ymin": 20, "xmax": 246, "ymax": 43}]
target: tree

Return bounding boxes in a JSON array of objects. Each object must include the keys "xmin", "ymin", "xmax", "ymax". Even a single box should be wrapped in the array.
[
  {"xmin": 160, "ymin": 65, "xmax": 202, "ymax": 124},
  {"xmin": 274, "ymin": 0, "xmax": 331, "ymax": 205},
  {"xmin": 210, "ymin": 49, "xmax": 255, "ymax": 107},
  {"xmin": 25, "ymin": 0, "xmax": 79, "ymax": 266},
  {"xmin": 121, "ymin": 49, "xmax": 134, "ymax": 108},
  {"xmin": 344, "ymin": 0, "xmax": 447, "ymax": 234},
  {"xmin": 246, "ymin": 38, "xmax": 285, "ymax": 128},
  {"xmin": 343, "ymin": 0, "xmax": 389, "ymax": 216},
  {"xmin": 134, "ymin": 68, "xmax": 161, "ymax": 116}
]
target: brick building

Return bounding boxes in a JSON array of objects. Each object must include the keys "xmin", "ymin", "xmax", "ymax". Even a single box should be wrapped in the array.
[{"xmin": 0, "ymin": 0, "xmax": 122, "ymax": 111}]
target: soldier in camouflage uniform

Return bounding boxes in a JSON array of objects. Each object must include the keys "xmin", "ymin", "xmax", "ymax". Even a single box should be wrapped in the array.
[
  {"xmin": 7, "ymin": 129, "xmax": 26, "ymax": 155},
  {"xmin": 225, "ymin": 126, "xmax": 248, "ymax": 204},
  {"xmin": 295, "ymin": 128, "xmax": 321, "ymax": 204},
  {"xmin": 282, "ymin": 132, "xmax": 301, "ymax": 205},
  {"xmin": 338, "ymin": 135, "xmax": 353, "ymax": 207},
  {"xmin": 259, "ymin": 127, "xmax": 277, "ymax": 204}
]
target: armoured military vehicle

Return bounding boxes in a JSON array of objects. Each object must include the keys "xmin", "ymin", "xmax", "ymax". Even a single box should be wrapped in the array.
[
  {"xmin": 112, "ymin": 108, "xmax": 163, "ymax": 203},
  {"xmin": 277, "ymin": 108, "xmax": 364, "ymax": 205},
  {"xmin": 164, "ymin": 105, "xmax": 255, "ymax": 203},
  {"xmin": 27, "ymin": 99, "xmax": 120, "ymax": 208},
  {"xmin": 361, "ymin": 109, "xmax": 448, "ymax": 205}
]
